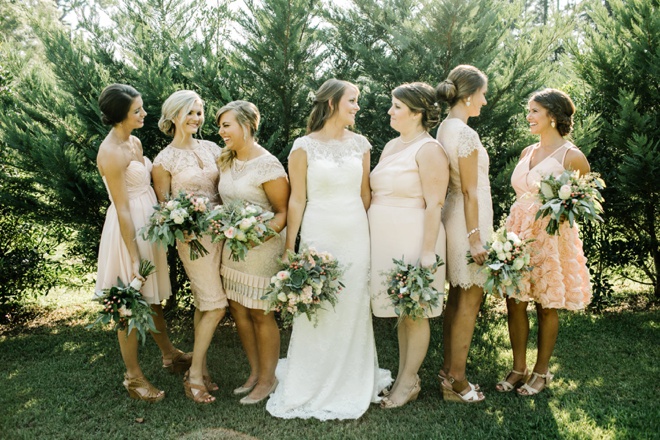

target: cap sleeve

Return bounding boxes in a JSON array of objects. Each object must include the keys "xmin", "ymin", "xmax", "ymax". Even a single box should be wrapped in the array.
[
  {"xmin": 457, "ymin": 126, "xmax": 482, "ymax": 158},
  {"xmin": 356, "ymin": 134, "xmax": 372, "ymax": 154},
  {"xmin": 153, "ymin": 147, "xmax": 172, "ymax": 172},
  {"xmin": 255, "ymin": 154, "xmax": 288, "ymax": 186},
  {"xmin": 202, "ymin": 140, "xmax": 222, "ymax": 160},
  {"xmin": 288, "ymin": 136, "xmax": 309, "ymax": 159}
]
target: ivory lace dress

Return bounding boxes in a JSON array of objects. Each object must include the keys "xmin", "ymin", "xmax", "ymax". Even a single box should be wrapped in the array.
[
  {"xmin": 266, "ymin": 135, "xmax": 392, "ymax": 420},
  {"xmin": 437, "ymin": 119, "xmax": 493, "ymax": 289},
  {"xmin": 153, "ymin": 140, "xmax": 227, "ymax": 311},
  {"xmin": 95, "ymin": 157, "xmax": 171, "ymax": 302},
  {"xmin": 505, "ymin": 142, "xmax": 592, "ymax": 309},
  {"xmin": 368, "ymin": 137, "xmax": 446, "ymax": 318},
  {"xmin": 217, "ymin": 152, "xmax": 287, "ymax": 309}
]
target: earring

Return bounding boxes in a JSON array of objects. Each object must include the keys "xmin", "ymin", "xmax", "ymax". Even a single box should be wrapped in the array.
[
  {"xmin": 551, "ymin": 120, "xmax": 556, "ymax": 128},
  {"xmin": 466, "ymin": 97, "xmax": 471, "ymax": 107}
]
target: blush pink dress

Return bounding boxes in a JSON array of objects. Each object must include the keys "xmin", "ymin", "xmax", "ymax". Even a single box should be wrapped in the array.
[
  {"xmin": 506, "ymin": 142, "xmax": 592, "ymax": 309},
  {"xmin": 368, "ymin": 137, "xmax": 446, "ymax": 318},
  {"xmin": 95, "ymin": 157, "xmax": 171, "ymax": 303}
]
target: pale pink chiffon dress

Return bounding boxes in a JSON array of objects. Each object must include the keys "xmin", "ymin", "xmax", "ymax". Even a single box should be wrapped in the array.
[
  {"xmin": 506, "ymin": 142, "xmax": 592, "ymax": 309},
  {"xmin": 95, "ymin": 157, "xmax": 171, "ymax": 303}
]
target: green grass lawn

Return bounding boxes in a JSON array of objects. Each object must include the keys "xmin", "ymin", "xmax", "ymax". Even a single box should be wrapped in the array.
[{"xmin": 0, "ymin": 289, "xmax": 657, "ymax": 440}]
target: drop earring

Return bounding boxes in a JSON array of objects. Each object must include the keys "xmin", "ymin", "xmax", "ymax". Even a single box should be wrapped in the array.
[
  {"xmin": 466, "ymin": 97, "xmax": 471, "ymax": 107},
  {"xmin": 551, "ymin": 120, "xmax": 556, "ymax": 128}
]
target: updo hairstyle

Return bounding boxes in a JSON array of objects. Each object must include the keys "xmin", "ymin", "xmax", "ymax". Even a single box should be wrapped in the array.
[
  {"xmin": 98, "ymin": 84, "xmax": 141, "ymax": 126},
  {"xmin": 529, "ymin": 88, "xmax": 575, "ymax": 137},
  {"xmin": 306, "ymin": 79, "xmax": 358, "ymax": 134},
  {"xmin": 392, "ymin": 82, "xmax": 441, "ymax": 131},
  {"xmin": 435, "ymin": 64, "xmax": 487, "ymax": 108},
  {"xmin": 158, "ymin": 90, "xmax": 204, "ymax": 137},
  {"xmin": 216, "ymin": 100, "xmax": 261, "ymax": 170}
]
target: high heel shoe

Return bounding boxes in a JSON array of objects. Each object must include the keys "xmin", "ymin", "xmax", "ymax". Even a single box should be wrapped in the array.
[
  {"xmin": 239, "ymin": 379, "xmax": 278, "ymax": 405},
  {"xmin": 123, "ymin": 373, "xmax": 165, "ymax": 402},
  {"xmin": 441, "ymin": 375, "xmax": 484, "ymax": 403},
  {"xmin": 162, "ymin": 349, "xmax": 192, "ymax": 374},
  {"xmin": 517, "ymin": 371, "xmax": 553, "ymax": 396},
  {"xmin": 203, "ymin": 375, "xmax": 219, "ymax": 392},
  {"xmin": 438, "ymin": 370, "xmax": 480, "ymax": 391},
  {"xmin": 495, "ymin": 368, "xmax": 529, "ymax": 393},
  {"xmin": 183, "ymin": 370, "xmax": 215, "ymax": 404},
  {"xmin": 380, "ymin": 377, "xmax": 421, "ymax": 409}
]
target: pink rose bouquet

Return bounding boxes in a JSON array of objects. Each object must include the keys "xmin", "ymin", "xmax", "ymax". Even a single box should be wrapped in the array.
[
  {"xmin": 206, "ymin": 199, "xmax": 277, "ymax": 261},
  {"xmin": 261, "ymin": 247, "xmax": 344, "ymax": 328},
  {"xmin": 141, "ymin": 191, "xmax": 211, "ymax": 260},
  {"xmin": 87, "ymin": 260, "xmax": 158, "ymax": 344},
  {"xmin": 536, "ymin": 170, "xmax": 605, "ymax": 235}
]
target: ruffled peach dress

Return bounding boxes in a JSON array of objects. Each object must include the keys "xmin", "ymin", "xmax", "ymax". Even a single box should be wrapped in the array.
[{"xmin": 506, "ymin": 142, "xmax": 592, "ymax": 309}]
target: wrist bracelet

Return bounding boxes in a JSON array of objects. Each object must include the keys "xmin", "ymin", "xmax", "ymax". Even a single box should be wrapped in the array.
[{"xmin": 466, "ymin": 227, "xmax": 480, "ymax": 238}]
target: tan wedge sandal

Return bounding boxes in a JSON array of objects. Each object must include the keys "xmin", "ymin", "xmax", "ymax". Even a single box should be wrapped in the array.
[
  {"xmin": 517, "ymin": 371, "xmax": 554, "ymax": 396},
  {"xmin": 495, "ymin": 368, "xmax": 530, "ymax": 393},
  {"xmin": 123, "ymin": 374, "xmax": 165, "ymax": 402}
]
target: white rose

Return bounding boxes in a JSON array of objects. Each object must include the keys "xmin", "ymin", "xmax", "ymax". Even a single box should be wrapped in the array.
[
  {"xmin": 558, "ymin": 184, "xmax": 572, "ymax": 200},
  {"xmin": 235, "ymin": 231, "xmax": 247, "ymax": 242},
  {"xmin": 540, "ymin": 182, "xmax": 555, "ymax": 199},
  {"xmin": 118, "ymin": 305, "xmax": 132, "ymax": 317},
  {"xmin": 277, "ymin": 292, "xmax": 288, "ymax": 302},
  {"xmin": 171, "ymin": 208, "xmax": 188, "ymax": 224},
  {"xmin": 503, "ymin": 241, "xmax": 512, "ymax": 252},
  {"xmin": 239, "ymin": 218, "xmax": 253, "ymax": 230},
  {"xmin": 491, "ymin": 240, "xmax": 504, "ymax": 253},
  {"xmin": 512, "ymin": 258, "xmax": 524, "ymax": 270},
  {"xmin": 246, "ymin": 205, "xmax": 259, "ymax": 215},
  {"xmin": 506, "ymin": 232, "xmax": 522, "ymax": 246},
  {"xmin": 129, "ymin": 278, "xmax": 143, "ymax": 291},
  {"xmin": 497, "ymin": 252, "xmax": 507, "ymax": 261},
  {"xmin": 276, "ymin": 270, "xmax": 290, "ymax": 281},
  {"xmin": 166, "ymin": 200, "xmax": 178, "ymax": 210}
]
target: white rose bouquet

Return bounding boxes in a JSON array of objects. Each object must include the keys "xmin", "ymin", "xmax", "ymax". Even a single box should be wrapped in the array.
[
  {"xmin": 382, "ymin": 255, "xmax": 444, "ymax": 325},
  {"xmin": 141, "ymin": 191, "xmax": 211, "ymax": 260},
  {"xmin": 261, "ymin": 247, "xmax": 344, "ymax": 328},
  {"xmin": 87, "ymin": 260, "xmax": 158, "ymax": 344},
  {"xmin": 467, "ymin": 227, "xmax": 534, "ymax": 299},
  {"xmin": 536, "ymin": 170, "xmax": 605, "ymax": 235},
  {"xmin": 206, "ymin": 199, "xmax": 278, "ymax": 261}
]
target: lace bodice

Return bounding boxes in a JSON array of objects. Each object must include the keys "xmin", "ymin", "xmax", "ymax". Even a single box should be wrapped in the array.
[
  {"xmin": 153, "ymin": 140, "xmax": 221, "ymax": 204},
  {"xmin": 438, "ymin": 119, "xmax": 490, "ymax": 194},
  {"xmin": 218, "ymin": 152, "xmax": 287, "ymax": 211},
  {"xmin": 289, "ymin": 134, "xmax": 370, "ymax": 205}
]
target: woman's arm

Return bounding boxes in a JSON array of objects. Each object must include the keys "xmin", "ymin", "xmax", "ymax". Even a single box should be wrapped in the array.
[
  {"xmin": 361, "ymin": 149, "xmax": 372, "ymax": 211},
  {"xmin": 262, "ymin": 176, "xmax": 290, "ymax": 234},
  {"xmin": 417, "ymin": 142, "xmax": 450, "ymax": 268},
  {"xmin": 458, "ymin": 149, "xmax": 486, "ymax": 265},
  {"xmin": 98, "ymin": 147, "xmax": 142, "ymax": 276},
  {"xmin": 564, "ymin": 148, "xmax": 591, "ymax": 175},
  {"xmin": 284, "ymin": 148, "xmax": 308, "ymax": 254},
  {"xmin": 152, "ymin": 164, "xmax": 172, "ymax": 203}
]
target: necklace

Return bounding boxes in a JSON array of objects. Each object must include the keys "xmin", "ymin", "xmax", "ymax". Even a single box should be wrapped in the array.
[
  {"xmin": 399, "ymin": 131, "xmax": 427, "ymax": 145},
  {"xmin": 232, "ymin": 158, "xmax": 248, "ymax": 173}
]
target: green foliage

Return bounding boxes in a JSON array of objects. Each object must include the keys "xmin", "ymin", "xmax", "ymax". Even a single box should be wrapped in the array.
[{"xmin": 572, "ymin": 0, "xmax": 660, "ymax": 297}]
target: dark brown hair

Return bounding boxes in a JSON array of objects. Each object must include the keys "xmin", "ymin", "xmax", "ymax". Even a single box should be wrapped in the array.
[
  {"xmin": 435, "ymin": 65, "xmax": 487, "ymax": 108},
  {"xmin": 98, "ymin": 84, "xmax": 140, "ymax": 126},
  {"xmin": 529, "ymin": 88, "xmax": 575, "ymax": 137},
  {"xmin": 392, "ymin": 82, "xmax": 441, "ymax": 131}
]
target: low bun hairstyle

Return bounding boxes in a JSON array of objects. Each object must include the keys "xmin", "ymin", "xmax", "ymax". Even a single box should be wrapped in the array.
[
  {"xmin": 158, "ymin": 90, "xmax": 204, "ymax": 137},
  {"xmin": 529, "ymin": 88, "xmax": 575, "ymax": 137},
  {"xmin": 215, "ymin": 100, "xmax": 261, "ymax": 170},
  {"xmin": 306, "ymin": 79, "xmax": 358, "ymax": 134},
  {"xmin": 435, "ymin": 65, "xmax": 487, "ymax": 108},
  {"xmin": 392, "ymin": 82, "xmax": 441, "ymax": 131},
  {"xmin": 98, "ymin": 84, "xmax": 140, "ymax": 126}
]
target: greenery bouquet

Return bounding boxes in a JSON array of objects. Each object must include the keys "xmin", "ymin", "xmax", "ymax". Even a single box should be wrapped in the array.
[
  {"xmin": 141, "ymin": 191, "xmax": 211, "ymax": 260},
  {"xmin": 383, "ymin": 255, "xmax": 444, "ymax": 325},
  {"xmin": 87, "ymin": 260, "xmax": 158, "ymax": 344},
  {"xmin": 536, "ymin": 170, "xmax": 605, "ymax": 235},
  {"xmin": 468, "ymin": 226, "xmax": 534, "ymax": 299},
  {"xmin": 261, "ymin": 247, "xmax": 344, "ymax": 328},
  {"xmin": 207, "ymin": 199, "xmax": 277, "ymax": 261}
]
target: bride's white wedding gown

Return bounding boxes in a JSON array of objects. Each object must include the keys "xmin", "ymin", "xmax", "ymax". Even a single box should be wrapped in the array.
[{"xmin": 266, "ymin": 134, "xmax": 391, "ymax": 420}]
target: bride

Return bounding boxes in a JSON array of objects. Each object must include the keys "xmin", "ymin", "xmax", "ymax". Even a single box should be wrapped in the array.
[{"xmin": 266, "ymin": 79, "xmax": 391, "ymax": 420}]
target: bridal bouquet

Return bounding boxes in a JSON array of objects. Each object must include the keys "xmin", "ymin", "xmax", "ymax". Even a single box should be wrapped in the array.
[
  {"xmin": 468, "ymin": 227, "xmax": 534, "ymax": 299},
  {"xmin": 88, "ymin": 260, "xmax": 158, "ymax": 344},
  {"xmin": 141, "ymin": 191, "xmax": 211, "ymax": 260},
  {"xmin": 261, "ymin": 247, "xmax": 344, "ymax": 328},
  {"xmin": 207, "ymin": 199, "xmax": 278, "ymax": 261},
  {"xmin": 536, "ymin": 170, "xmax": 605, "ymax": 235},
  {"xmin": 383, "ymin": 255, "xmax": 444, "ymax": 325}
]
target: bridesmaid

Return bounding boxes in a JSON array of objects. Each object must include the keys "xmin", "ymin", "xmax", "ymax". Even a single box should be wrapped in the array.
[
  {"xmin": 496, "ymin": 89, "xmax": 591, "ymax": 395},
  {"xmin": 215, "ymin": 101, "xmax": 290, "ymax": 404},
  {"xmin": 369, "ymin": 82, "xmax": 449, "ymax": 408},
  {"xmin": 95, "ymin": 84, "xmax": 190, "ymax": 402},
  {"xmin": 435, "ymin": 65, "xmax": 491, "ymax": 403},
  {"xmin": 152, "ymin": 90, "xmax": 227, "ymax": 404}
]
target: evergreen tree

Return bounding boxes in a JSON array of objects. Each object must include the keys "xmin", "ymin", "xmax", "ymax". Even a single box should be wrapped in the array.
[{"xmin": 572, "ymin": 0, "xmax": 660, "ymax": 297}]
